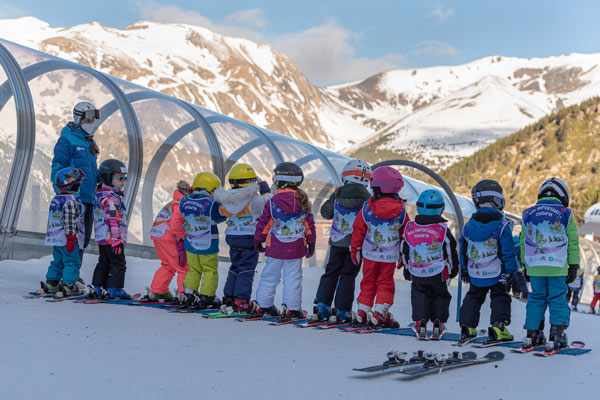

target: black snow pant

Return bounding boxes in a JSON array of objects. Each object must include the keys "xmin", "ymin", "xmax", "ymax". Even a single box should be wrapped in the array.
[
  {"xmin": 314, "ymin": 246, "xmax": 360, "ymax": 312},
  {"xmin": 459, "ymin": 282, "xmax": 511, "ymax": 328},
  {"xmin": 566, "ymin": 289, "xmax": 580, "ymax": 307},
  {"xmin": 78, "ymin": 203, "xmax": 94, "ymax": 264},
  {"xmin": 92, "ymin": 244, "xmax": 127, "ymax": 288},
  {"xmin": 411, "ymin": 275, "xmax": 452, "ymax": 323}
]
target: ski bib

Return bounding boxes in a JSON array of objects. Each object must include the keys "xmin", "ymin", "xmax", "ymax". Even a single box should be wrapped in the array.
[
  {"xmin": 361, "ymin": 202, "xmax": 406, "ymax": 263},
  {"xmin": 45, "ymin": 194, "xmax": 85, "ymax": 247},
  {"xmin": 522, "ymin": 204, "xmax": 571, "ymax": 268},
  {"xmin": 403, "ymin": 221, "xmax": 447, "ymax": 277},
  {"xmin": 463, "ymin": 218, "xmax": 512, "ymax": 279},
  {"xmin": 180, "ymin": 196, "xmax": 214, "ymax": 251},
  {"xmin": 225, "ymin": 202, "xmax": 258, "ymax": 236},
  {"xmin": 330, "ymin": 200, "xmax": 361, "ymax": 242},
  {"xmin": 268, "ymin": 200, "xmax": 308, "ymax": 243},
  {"xmin": 594, "ymin": 276, "xmax": 600, "ymax": 294},
  {"xmin": 149, "ymin": 200, "xmax": 177, "ymax": 238},
  {"xmin": 93, "ymin": 191, "xmax": 128, "ymax": 243},
  {"xmin": 567, "ymin": 273, "xmax": 583, "ymax": 290}
]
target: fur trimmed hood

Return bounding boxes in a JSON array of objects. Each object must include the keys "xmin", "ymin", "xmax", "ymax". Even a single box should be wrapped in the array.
[{"xmin": 213, "ymin": 182, "xmax": 259, "ymax": 215}]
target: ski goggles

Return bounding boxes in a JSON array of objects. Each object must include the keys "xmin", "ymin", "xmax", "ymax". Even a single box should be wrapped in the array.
[
  {"xmin": 115, "ymin": 176, "xmax": 127, "ymax": 182},
  {"xmin": 75, "ymin": 109, "xmax": 101, "ymax": 120}
]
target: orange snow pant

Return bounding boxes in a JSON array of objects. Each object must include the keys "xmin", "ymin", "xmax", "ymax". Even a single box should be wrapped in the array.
[
  {"xmin": 150, "ymin": 239, "xmax": 189, "ymax": 294},
  {"xmin": 356, "ymin": 259, "xmax": 396, "ymax": 307}
]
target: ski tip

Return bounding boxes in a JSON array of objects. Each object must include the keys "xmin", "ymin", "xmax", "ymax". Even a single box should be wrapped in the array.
[
  {"xmin": 484, "ymin": 351, "xmax": 505, "ymax": 361},
  {"xmin": 461, "ymin": 351, "xmax": 478, "ymax": 360}
]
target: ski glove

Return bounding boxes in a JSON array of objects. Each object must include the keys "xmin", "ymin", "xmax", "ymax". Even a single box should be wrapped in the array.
[
  {"xmin": 111, "ymin": 240, "xmax": 123, "ymax": 255},
  {"xmin": 350, "ymin": 247, "xmax": 362, "ymax": 266},
  {"xmin": 524, "ymin": 267, "xmax": 530, "ymax": 282},
  {"xmin": 566, "ymin": 264, "xmax": 579, "ymax": 284},
  {"xmin": 176, "ymin": 239, "xmax": 187, "ymax": 267},
  {"xmin": 306, "ymin": 243, "xmax": 315, "ymax": 258},
  {"xmin": 449, "ymin": 264, "xmax": 459, "ymax": 279},
  {"xmin": 403, "ymin": 267, "xmax": 411, "ymax": 281},
  {"xmin": 65, "ymin": 234, "xmax": 77, "ymax": 253},
  {"xmin": 460, "ymin": 269, "xmax": 470, "ymax": 284},
  {"xmin": 254, "ymin": 240, "xmax": 265, "ymax": 253},
  {"xmin": 499, "ymin": 272, "xmax": 514, "ymax": 284}
]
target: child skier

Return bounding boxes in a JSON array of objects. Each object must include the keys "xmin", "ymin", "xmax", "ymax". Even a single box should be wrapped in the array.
[
  {"xmin": 566, "ymin": 268, "xmax": 583, "ymax": 311},
  {"xmin": 179, "ymin": 172, "xmax": 227, "ymax": 308},
  {"xmin": 351, "ymin": 166, "xmax": 409, "ymax": 327},
  {"xmin": 459, "ymin": 179, "xmax": 517, "ymax": 345},
  {"xmin": 146, "ymin": 180, "xmax": 192, "ymax": 301},
  {"xmin": 213, "ymin": 163, "xmax": 271, "ymax": 313},
  {"xmin": 253, "ymin": 162, "xmax": 316, "ymax": 319},
  {"xmin": 402, "ymin": 189, "xmax": 459, "ymax": 339},
  {"xmin": 41, "ymin": 167, "xmax": 86, "ymax": 297},
  {"xmin": 91, "ymin": 159, "xmax": 131, "ymax": 299},
  {"xmin": 521, "ymin": 177, "xmax": 580, "ymax": 350},
  {"xmin": 314, "ymin": 159, "xmax": 371, "ymax": 322},
  {"xmin": 589, "ymin": 267, "xmax": 600, "ymax": 314}
]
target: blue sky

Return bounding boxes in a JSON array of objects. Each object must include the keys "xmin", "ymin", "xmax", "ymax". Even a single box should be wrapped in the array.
[{"xmin": 1, "ymin": 0, "xmax": 599, "ymax": 85}]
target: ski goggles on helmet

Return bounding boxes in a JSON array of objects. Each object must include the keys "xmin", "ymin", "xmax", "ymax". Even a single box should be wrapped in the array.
[{"xmin": 75, "ymin": 109, "xmax": 101, "ymax": 121}]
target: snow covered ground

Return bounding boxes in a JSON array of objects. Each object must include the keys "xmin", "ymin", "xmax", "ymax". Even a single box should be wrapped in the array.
[{"xmin": 0, "ymin": 255, "xmax": 596, "ymax": 399}]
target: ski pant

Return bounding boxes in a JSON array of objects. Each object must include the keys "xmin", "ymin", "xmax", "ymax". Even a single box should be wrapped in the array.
[
  {"xmin": 78, "ymin": 203, "xmax": 94, "ymax": 264},
  {"xmin": 223, "ymin": 245, "xmax": 259, "ymax": 301},
  {"xmin": 183, "ymin": 252, "xmax": 218, "ymax": 296},
  {"xmin": 411, "ymin": 275, "xmax": 451, "ymax": 323},
  {"xmin": 314, "ymin": 246, "xmax": 360, "ymax": 312},
  {"xmin": 566, "ymin": 289, "xmax": 580, "ymax": 307},
  {"xmin": 150, "ymin": 239, "xmax": 189, "ymax": 295},
  {"xmin": 46, "ymin": 244, "xmax": 81, "ymax": 285},
  {"xmin": 590, "ymin": 293, "xmax": 600, "ymax": 309},
  {"xmin": 356, "ymin": 259, "xmax": 396, "ymax": 308},
  {"xmin": 514, "ymin": 270, "xmax": 529, "ymax": 296},
  {"xmin": 525, "ymin": 276, "xmax": 570, "ymax": 329},
  {"xmin": 92, "ymin": 244, "xmax": 127, "ymax": 288},
  {"xmin": 459, "ymin": 282, "xmax": 511, "ymax": 328},
  {"xmin": 256, "ymin": 257, "xmax": 303, "ymax": 310}
]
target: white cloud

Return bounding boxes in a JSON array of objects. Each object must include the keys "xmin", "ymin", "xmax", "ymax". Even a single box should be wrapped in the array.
[
  {"xmin": 414, "ymin": 40, "xmax": 459, "ymax": 58},
  {"xmin": 223, "ymin": 8, "xmax": 266, "ymax": 30},
  {"xmin": 0, "ymin": 2, "xmax": 27, "ymax": 18},
  {"xmin": 272, "ymin": 22, "xmax": 404, "ymax": 86},
  {"xmin": 428, "ymin": 2, "xmax": 454, "ymax": 23}
]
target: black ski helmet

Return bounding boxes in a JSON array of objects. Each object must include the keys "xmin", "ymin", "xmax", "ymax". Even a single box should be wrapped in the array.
[
  {"xmin": 471, "ymin": 179, "xmax": 505, "ymax": 210},
  {"xmin": 538, "ymin": 177, "xmax": 569, "ymax": 207},
  {"xmin": 273, "ymin": 162, "xmax": 304, "ymax": 189},
  {"xmin": 98, "ymin": 159, "xmax": 128, "ymax": 186}
]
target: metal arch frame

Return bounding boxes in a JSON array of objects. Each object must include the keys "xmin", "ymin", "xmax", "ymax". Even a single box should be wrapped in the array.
[
  {"xmin": 372, "ymin": 159, "xmax": 465, "ymax": 322},
  {"xmin": 0, "ymin": 58, "xmax": 143, "ymax": 222},
  {"xmin": 0, "ymin": 41, "xmax": 36, "ymax": 235}
]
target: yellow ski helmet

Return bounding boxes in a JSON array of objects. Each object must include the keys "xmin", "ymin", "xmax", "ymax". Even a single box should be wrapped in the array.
[
  {"xmin": 228, "ymin": 164, "xmax": 257, "ymax": 188},
  {"xmin": 192, "ymin": 172, "xmax": 221, "ymax": 193}
]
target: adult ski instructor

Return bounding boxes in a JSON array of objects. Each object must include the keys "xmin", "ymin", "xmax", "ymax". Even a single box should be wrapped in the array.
[{"xmin": 51, "ymin": 102, "xmax": 100, "ymax": 266}]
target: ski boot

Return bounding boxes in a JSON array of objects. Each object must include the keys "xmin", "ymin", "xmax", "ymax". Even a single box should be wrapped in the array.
[
  {"xmin": 414, "ymin": 319, "xmax": 427, "ymax": 340},
  {"xmin": 249, "ymin": 301, "xmax": 280, "ymax": 316},
  {"xmin": 76, "ymin": 277, "xmax": 86, "ymax": 292},
  {"xmin": 233, "ymin": 298, "xmax": 251, "ymax": 312},
  {"xmin": 457, "ymin": 326, "xmax": 478, "ymax": 345},
  {"xmin": 107, "ymin": 287, "xmax": 133, "ymax": 299},
  {"xmin": 37, "ymin": 280, "xmax": 60, "ymax": 295},
  {"xmin": 353, "ymin": 303, "xmax": 372, "ymax": 326},
  {"xmin": 197, "ymin": 295, "xmax": 222, "ymax": 309},
  {"xmin": 371, "ymin": 311, "xmax": 399, "ymax": 328},
  {"xmin": 58, "ymin": 282, "xmax": 83, "ymax": 298},
  {"xmin": 430, "ymin": 320, "xmax": 446, "ymax": 340},
  {"xmin": 281, "ymin": 304, "xmax": 305, "ymax": 321},
  {"xmin": 333, "ymin": 308, "xmax": 352, "ymax": 323},
  {"xmin": 314, "ymin": 302, "xmax": 332, "ymax": 321},
  {"xmin": 571, "ymin": 305, "xmax": 578, "ymax": 312},
  {"xmin": 86, "ymin": 285, "xmax": 106, "ymax": 299},
  {"xmin": 548, "ymin": 324, "xmax": 568, "ymax": 351},
  {"xmin": 488, "ymin": 322, "xmax": 513, "ymax": 342},
  {"xmin": 522, "ymin": 329, "xmax": 546, "ymax": 351},
  {"xmin": 589, "ymin": 307, "xmax": 596, "ymax": 314}
]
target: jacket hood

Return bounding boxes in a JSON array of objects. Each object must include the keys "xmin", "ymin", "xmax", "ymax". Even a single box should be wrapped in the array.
[
  {"xmin": 272, "ymin": 189, "xmax": 304, "ymax": 214},
  {"xmin": 213, "ymin": 182, "xmax": 259, "ymax": 214},
  {"xmin": 98, "ymin": 183, "xmax": 123, "ymax": 196},
  {"xmin": 368, "ymin": 197, "xmax": 404, "ymax": 218},
  {"xmin": 173, "ymin": 189, "xmax": 185, "ymax": 201},
  {"xmin": 415, "ymin": 214, "xmax": 447, "ymax": 225},
  {"xmin": 189, "ymin": 190, "xmax": 212, "ymax": 200},
  {"xmin": 465, "ymin": 208, "xmax": 504, "ymax": 241}
]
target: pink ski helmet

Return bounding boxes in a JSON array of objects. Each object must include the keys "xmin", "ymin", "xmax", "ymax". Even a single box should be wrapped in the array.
[{"xmin": 370, "ymin": 166, "xmax": 404, "ymax": 194}]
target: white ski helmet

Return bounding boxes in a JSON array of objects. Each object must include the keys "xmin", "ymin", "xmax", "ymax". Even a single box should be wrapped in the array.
[
  {"xmin": 73, "ymin": 102, "xmax": 100, "ymax": 126},
  {"xmin": 538, "ymin": 177, "xmax": 569, "ymax": 207},
  {"xmin": 341, "ymin": 159, "xmax": 372, "ymax": 187}
]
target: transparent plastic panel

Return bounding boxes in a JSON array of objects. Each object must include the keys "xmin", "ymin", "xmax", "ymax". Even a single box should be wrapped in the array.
[
  {"xmin": 17, "ymin": 68, "xmax": 119, "ymax": 233},
  {"xmin": 0, "ymin": 64, "xmax": 16, "ymax": 207},
  {"xmin": 0, "ymin": 39, "xmax": 58, "ymax": 70}
]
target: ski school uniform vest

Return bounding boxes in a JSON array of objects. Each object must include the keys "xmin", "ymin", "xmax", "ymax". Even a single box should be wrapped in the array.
[
  {"xmin": 45, "ymin": 194, "xmax": 85, "ymax": 247},
  {"xmin": 463, "ymin": 218, "xmax": 512, "ymax": 279},
  {"xmin": 225, "ymin": 202, "xmax": 258, "ymax": 236},
  {"xmin": 268, "ymin": 199, "xmax": 308, "ymax": 243},
  {"xmin": 180, "ymin": 196, "xmax": 216, "ymax": 251},
  {"xmin": 594, "ymin": 275, "xmax": 600, "ymax": 294},
  {"xmin": 94, "ymin": 190, "xmax": 128, "ymax": 243},
  {"xmin": 403, "ymin": 221, "xmax": 447, "ymax": 277},
  {"xmin": 361, "ymin": 202, "xmax": 406, "ymax": 263},
  {"xmin": 149, "ymin": 200, "xmax": 178, "ymax": 239},
  {"xmin": 567, "ymin": 272, "xmax": 583, "ymax": 290},
  {"xmin": 522, "ymin": 204, "xmax": 572, "ymax": 268},
  {"xmin": 330, "ymin": 200, "xmax": 361, "ymax": 242}
]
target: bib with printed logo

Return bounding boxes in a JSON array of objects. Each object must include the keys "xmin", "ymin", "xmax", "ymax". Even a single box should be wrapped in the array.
[
  {"xmin": 594, "ymin": 276, "xmax": 600, "ymax": 294},
  {"xmin": 403, "ymin": 221, "xmax": 447, "ymax": 277},
  {"xmin": 522, "ymin": 204, "xmax": 571, "ymax": 268},
  {"xmin": 94, "ymin": 190, "xmax": 128, "ymax": 242},
  {"xmin": 226, "ymin": 202, "xmax": 258, "ymax": 236},
  {"xmin": 268, "ymin": 200, "xmax": 308, "ymax": 243},
  {"xmin": 330, "ymin": 200, "xmax": 361, "ymax": 242},
  {"xmin": 45, "ymin": 194, "xmax": 85, "ymax": 247},
  {"xmin": 463, "ymin": 219, "xmax": 511, "ymax": 279},
  {"xmin": 568, "ymin": 274, "xmax": 583, "ymax": 290},
  {"xmin": 361, "ymin": 202, "xmax": 406, "ymax": 263},
  {"xmin": 180, "ymin": 196, "xmax": 214, "ymax": 251},
  {"xmin": 149, "ymin": 200, "xmax": 177, "ymax": 238}
]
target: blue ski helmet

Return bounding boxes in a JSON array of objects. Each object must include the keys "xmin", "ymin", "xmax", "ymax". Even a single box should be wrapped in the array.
[
  {"xmin": 55, "ymin": 167, "xmax": 85, "ymax": 190},
  {"xmin": 416, "ymin": 189, "xmax": 445, "ymax": 216}
]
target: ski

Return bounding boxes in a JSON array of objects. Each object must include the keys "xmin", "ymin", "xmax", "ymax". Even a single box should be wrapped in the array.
[
  {"xmin": 236, "ymin": 314, "xmax": 280, "ymax": 322},
  {"xmin": 318, "ymin": 322, "xmax": 351, "ymax": 329},
  {"xmin": 268, "ymin": 317, "xmax": 309, "ymax": 326},
  {"xmin": 511, "ymin": 345, "xmax": 545, "ymax": 354},
  {"xmin": 471, "ymin": 339, "xmax": 521, "ymax": 348},
  {"xmin": 45, "ymin": 294, "xmax": 87, "ymax": 302},
  {"xmin": 533, "ymin": 341, "xmax": 586, "ymax": 357},
  {"xmin": 296, "ymin": 319, "xmax": 329, "ymax": 328},
  {"xmin": 202, "ymin": 312, "xmax": 248, "ymax": 319},
  {"xmin": 353, "ymin": 350, "xmax": 429, "ymax": 373},
  {"xmin": 397, "ymin": 351, "xmax": 503, "ymax": 380}
]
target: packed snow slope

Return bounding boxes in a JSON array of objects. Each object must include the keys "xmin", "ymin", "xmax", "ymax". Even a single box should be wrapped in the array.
[{"xmin": 0, "ymin": 255, "xmax": 596, "ymax": 399}]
